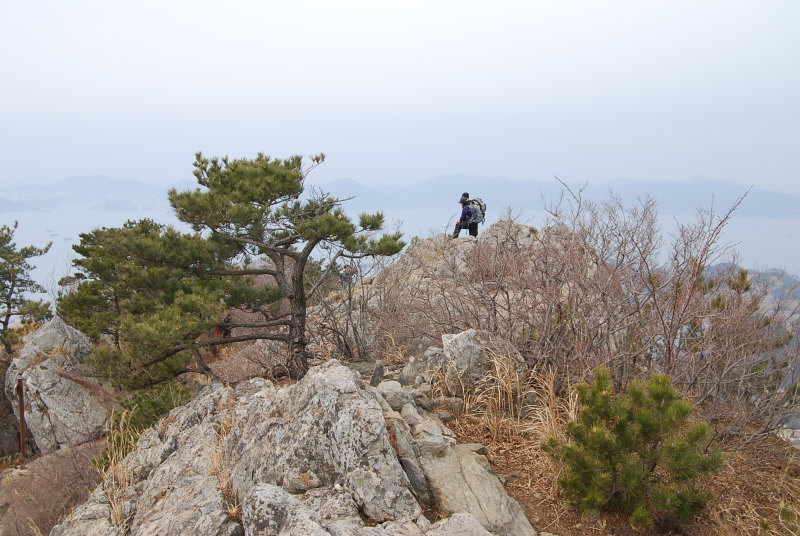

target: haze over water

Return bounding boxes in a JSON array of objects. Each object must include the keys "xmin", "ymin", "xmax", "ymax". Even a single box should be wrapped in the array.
[{"xmin": 5, "ymin": 174, "xmax": 799, "ymax": 306}]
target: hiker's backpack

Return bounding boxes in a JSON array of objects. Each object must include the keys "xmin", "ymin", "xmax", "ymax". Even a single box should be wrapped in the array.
[{"xmin": 468, "ymin": 197, "xmax": 486, "ymax": 224}]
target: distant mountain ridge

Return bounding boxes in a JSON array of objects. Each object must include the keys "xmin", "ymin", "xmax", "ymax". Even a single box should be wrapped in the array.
[
  {"xmin": 3, "ymin": 173, "xmax": 797, "ymax": 218},
  {"xmin": 3, "ymin": 173, "xmax": 799, "ymax": 277},
  {"xmin": 0, "ymin": 175, "xmax": 170, "ymax": 212},
  {"xmin": 316, "ymin": 175, "xmax": 800, "ymax": 219},
  {"xmin": 707, "ymin": 264, "xmax": 800, "ymax": 312},
  {"xmin": 311, "ymin": 175, "xmax": 800, "ymax": 275}
]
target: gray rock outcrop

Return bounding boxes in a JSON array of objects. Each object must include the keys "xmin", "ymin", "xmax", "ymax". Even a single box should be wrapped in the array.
[
  {"xmin": 399, "ymin": 346, "xmax": 446, "ymax": 387},
  {"xmin": 400, "ymin": 329, "xmax": 529, "ymax": 401},
  {"xmin": 441, "ymin": 329, "xmax": 528, "ymax": 397},
  {"xmin": 426, "ymin": 513, "xmax": 493, "ymax": 536},
  {"xmin": 4, "ymin": 317, "xmax": 114, "ymax": 454},
  {"xmin": 384, "ymin": 400, "xmax": 534, "ymax": 536},
  {"xmin": 51, "ymin": 360, "xmax": 535, "ymax": 536}
]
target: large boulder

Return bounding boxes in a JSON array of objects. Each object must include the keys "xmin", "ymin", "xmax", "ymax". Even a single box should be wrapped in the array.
[
  {"xmin": 3, "ymin": 317, "xmax": 115, "ymax": 454},
  {"xmin": 426, "ymin": 513, "xmax": 493, "ymax": 536},
  {"xmin": 224, "ymin": 362, "xmax": 422, "ymax": 524},
  {"xmin": 52, "ymin": 360, "xmax": 536, "ymax": 536},
  {"xmin": 400, "ymin": 329, "xmax": 529, "ymax": 399},
  {"xmin": 420, "ymin": 443, "xmax": 534, "ymax": 536}
]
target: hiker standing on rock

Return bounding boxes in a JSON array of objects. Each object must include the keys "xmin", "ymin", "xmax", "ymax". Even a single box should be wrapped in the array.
[
  {"xmin": 452, "ymin": 192, "xmax": 485, "ymax": 238},
  {"xmin": 340, "ymin": 264, "xmax": 356, "ymax": 288},
  {"xmin": 221, "ymin": 312, "xmax": 233, "ymax": 337}
]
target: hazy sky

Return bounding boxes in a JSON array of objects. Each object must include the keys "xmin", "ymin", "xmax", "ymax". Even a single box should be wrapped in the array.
[{"xmin": 1, "ymin": 1, "xmax": 798, "ymax": 191}]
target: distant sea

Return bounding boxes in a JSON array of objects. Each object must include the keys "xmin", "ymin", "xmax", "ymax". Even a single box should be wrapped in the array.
[
  {"xmin": 5, "ymin": 206, "xmax": 186, "ymax": 302},
  {"xmin": 4, "ymin": 203, "xmax": 800, "ymax": 307}
]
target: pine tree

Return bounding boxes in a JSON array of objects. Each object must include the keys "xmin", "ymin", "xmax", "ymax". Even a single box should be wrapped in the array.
[
  {"xmin": 59, "ymin": 152, "xmax": 404, "ymax": 384},
  {"xmin": 168, "ymin": 152, "xmax": 404, "ymax": 379},
  {"xmin": 543, "ymin": 367, "xmax": 723, "ymax": 529},
  {"xmin": 0, "ymin": 221, "xmax": 52, "ymax": 352},
  {"xmin": 58, "ymin": 219, "xmax": 231, "ymax": 387}
]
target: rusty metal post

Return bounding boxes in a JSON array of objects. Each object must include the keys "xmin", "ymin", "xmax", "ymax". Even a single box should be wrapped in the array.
[{"xmin": 15, "ymin": 378, "xmax": 25, "ymax": 460}]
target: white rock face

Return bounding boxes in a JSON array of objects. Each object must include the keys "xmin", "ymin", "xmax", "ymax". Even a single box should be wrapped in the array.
[
  {"xmin": 224, "ymin": 362, "xmax": 421, "ymax": 524},
  {"xmin": 51, "ymin": 361, "xmax": 536, "ymax": 536},
  {"xmin": 386, "ymin": 405, "xmax": 535, "ymax": 536},
  {"xmin": 420, "ymin": 444, "xmax": 534, "ymax": 536},
  {"xmin": 4, "ymin": 317, "xmax": 113, "ymax": 454},
  {"xmin": 377, "ymin": 380, "xmax": 415, "ymax": 411}
]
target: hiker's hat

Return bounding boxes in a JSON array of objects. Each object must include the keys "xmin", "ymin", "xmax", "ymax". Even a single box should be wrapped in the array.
[{"xmin": 459, "ymin": 194, "xmax": 469, "ymax": 204}]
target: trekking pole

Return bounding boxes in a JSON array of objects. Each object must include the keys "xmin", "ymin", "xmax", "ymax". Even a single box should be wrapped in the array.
[{"xmin": 15, "ymin": 379, "xmax": 26, "ymax": 460}]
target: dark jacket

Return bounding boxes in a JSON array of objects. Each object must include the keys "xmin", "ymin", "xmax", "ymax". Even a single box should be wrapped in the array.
[{"xmin": 459, "ymin": 203, "xmax": 471, "ymax": 224}]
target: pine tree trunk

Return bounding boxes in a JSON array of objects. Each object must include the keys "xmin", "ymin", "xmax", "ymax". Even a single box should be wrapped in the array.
[
  {"xmin": 286, "ymin": 318, "xmax": 309, "ymax": 379},
  {"xmin": 286, "ymin": 271, "xmax": 310, "ymax": 380}
]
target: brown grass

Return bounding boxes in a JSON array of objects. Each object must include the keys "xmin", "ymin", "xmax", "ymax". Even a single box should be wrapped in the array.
[
  {"xmin": 705, "ymin": 449, "xmax": 800, "ymax": 536},
  {"xmin": 0, "ymin": 441, "xmax": 104, "ymax": 536},
  {"xmin": 209, "ymin": 414, "xmax": 241, "ymax": 523},
  {"xmin": 205, "ymin": 339, "xmax": 286, "ymax": 383},
  {"xmin": 449, "ymin": 367, "xmax": 800, "ymax": 536},
  {"xmin": 94, "ymin": 410, "xmax": 138, "ymax": 528},
  {"xmin": 376, "ymin": 332, "xmax": 410, "ymax": 366},
  {"xmin": 0, "ymin": 454, "xmax": 19, "ymax": 473}
]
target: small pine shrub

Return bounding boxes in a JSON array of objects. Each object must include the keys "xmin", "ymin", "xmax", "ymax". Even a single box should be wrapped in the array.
[{"xmin": 543, "ymin": 367, "xmax": 723, "ymax": 529}]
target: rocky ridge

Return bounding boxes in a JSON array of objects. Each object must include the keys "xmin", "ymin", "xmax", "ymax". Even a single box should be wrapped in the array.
[{"xmin": 51, "ymin": 356, "xmax": 535, "ymax": 536}]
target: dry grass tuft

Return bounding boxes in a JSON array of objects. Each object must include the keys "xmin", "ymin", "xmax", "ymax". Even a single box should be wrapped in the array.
[
  {"xmin": 93, "ymin": 410, "xmax": 138, "ymax": 529},
  {"xmin": 155, "ymin": 413, "xmax": 178, "ymax": 440},
  {"xmin": 464, "ymin": 350, "xmax": 530, "ymax": 442},
  {"xmin": 385, "ymin": 418, "xmax": 399, "ymax": 454},
  {"xmin": 522, "ymin": 365, "xmax": 578, "ymax": 445},
  {"xmin": 225, "ymin": 499, "xmax": 242, "ymax": 525},
  {"xmin": 375, "ymin": 332, "xmax": 409, "ymax": 366},
  {"xmin": 208, "ymin": 414, "xmax": 240, "ymax": 523},
  {"xmin": 0, "ymin": 454, "xmax": 19, "ymax": 473}
]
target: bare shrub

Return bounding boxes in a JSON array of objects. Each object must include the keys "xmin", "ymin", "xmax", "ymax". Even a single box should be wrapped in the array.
[
  {"xmin": 308, "ymin": 254, "xmax": 431, "ymax": 362},
  {"xmin": 622, "ymin": 195, "xmax": 800, "ymax": 447},
  {"xmin": 311, "ymin": 261, "xmax": 381, "ymax": 360},
  {"xmin": 357, "ymin": 184, "xmax": 798, "ymax": 449},
  {"xmin": 208, "ymin": 338, "xmax": 287, "ymax": 382}
]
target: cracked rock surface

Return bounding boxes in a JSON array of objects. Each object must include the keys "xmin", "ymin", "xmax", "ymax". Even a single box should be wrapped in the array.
[
  {"xmin": 51, "ymin": 360, "xmax": 535, "ymax": 536},
  {"xmin": 4, "ymin": 317, "xmax": 115, "ymax": 454}
]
